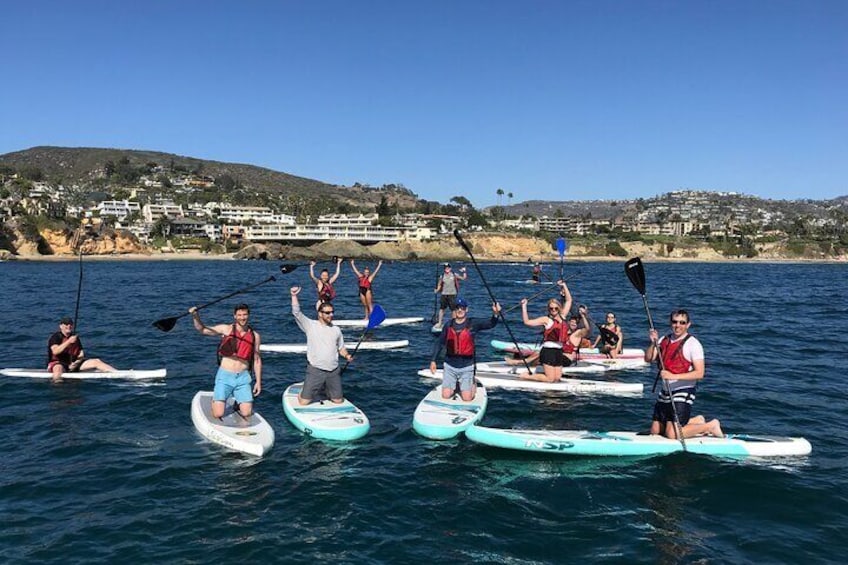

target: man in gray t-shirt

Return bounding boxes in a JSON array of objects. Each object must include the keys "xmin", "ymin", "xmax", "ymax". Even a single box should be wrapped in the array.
[
  {"xmin": 433, "ymin": 263, "xmax": 467, "ymax": 329},
  {"xmin": 291, "ymin": 286, "xmax": 353, "ymax": 405}
]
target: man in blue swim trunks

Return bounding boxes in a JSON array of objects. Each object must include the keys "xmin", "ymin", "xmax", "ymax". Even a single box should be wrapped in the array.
[{"xmin": 190, "ymin": 303, "xmax": 263, "ymax": 419}]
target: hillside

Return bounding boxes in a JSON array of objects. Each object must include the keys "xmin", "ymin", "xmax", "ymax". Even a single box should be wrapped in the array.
[{"xmin": 0, "ymin": 146, "xmax": 421, "ymax": 211}]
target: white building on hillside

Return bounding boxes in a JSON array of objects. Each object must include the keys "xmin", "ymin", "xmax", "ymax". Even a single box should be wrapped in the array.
[{"xmin": 96, "ymin": 200, "xmax": 141, "ymax": 220}]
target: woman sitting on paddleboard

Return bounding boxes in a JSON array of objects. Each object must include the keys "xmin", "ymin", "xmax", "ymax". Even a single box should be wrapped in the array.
[
  {"xmin": 593, "ymin": 311, "xmax": 624, "ymax": 358},
  {"xmin": 350, "ymin": 259, "xmax": 383, "ymax": 319},
  {"xmin": 309, "ymin": 257, "xmax": 343, "ymax": 310}
]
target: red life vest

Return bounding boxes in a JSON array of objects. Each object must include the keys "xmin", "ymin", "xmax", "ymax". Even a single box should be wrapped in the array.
[
  {"xmin": 318, "ymin": 281, "xmax": 336, "ymax": 302},
  {"xmin": 659, "ymin": 335, "xmax": 692, "ymax": 374},
  {"xmin": 47, "ymin": 333, "xmax": 82, "ymax": 365},
  {"xmin": 217, "ymin": 324, "xmax": 255, "ymax": 363},
  {"xmin": 358, "ymin": 275, "xmax": 371, "ymax": 290},
  {"xmin": 542, "ymin": 317, "xmax": 568, "ymax": 344},
  {"xmin": 445, "ymin": 323, "xmax": 475, "ymax": 356}
]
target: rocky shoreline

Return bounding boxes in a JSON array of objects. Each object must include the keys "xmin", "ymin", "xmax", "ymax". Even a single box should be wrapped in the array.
[{"xmin": 2, "ymin": 230, "xmax": 846, "ymax": 263}]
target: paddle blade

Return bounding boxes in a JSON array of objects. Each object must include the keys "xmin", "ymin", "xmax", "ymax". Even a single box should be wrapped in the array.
[
  {"xmin": 556, "ymin": 237, "xmax": 567, "ymax": 258},
  {"xmin": 624, "ymin": 257, "xmax": 646, "ymax": 295},
  {"xmin": 279, "ymin": 264, "xmax": 297, "ymax": 274},
  {"xmin": 598, "ymin": 325, "xmax": 620, "ymax": 346},
  {"xmin": 152, "ymin": 317, "xmax": 178, "ymax": 332},
  {"xmin": 367, "ymin": 304, "xmax": 387, "ymax": 329}
]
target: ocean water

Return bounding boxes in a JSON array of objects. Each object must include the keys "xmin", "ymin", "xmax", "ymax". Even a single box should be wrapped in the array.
[{"xmin": 1, "ymin": 258, "xmax": 846, "ymax": 563}]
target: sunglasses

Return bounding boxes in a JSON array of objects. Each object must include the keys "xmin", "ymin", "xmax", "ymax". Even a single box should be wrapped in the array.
[
  {"xmin": 548, "ymin": 306, "xmax": 560, "ymax": 311},
  {"xmin": 671, "ymin": 319, "xmax": 688, "ymax": 325},
  {"xmin": 320, "ymin": 310, "xmax": 335, "ymax": 315}
]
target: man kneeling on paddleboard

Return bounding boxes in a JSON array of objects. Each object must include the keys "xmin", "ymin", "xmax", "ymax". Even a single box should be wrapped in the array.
[
  {"xmin": 430, "ymin": 297, "xmax": 500, "ymax": 401},
  {"xmin": 190, "ymin": 304, "xmax": 263, "ymax": 420},
  {"xmin": 645, "ymin": 309, "xmax": 723, "ymax": 439},
  {"xmin": 291, "ymin": 286, "xmax": 353, "ymax": 405}
]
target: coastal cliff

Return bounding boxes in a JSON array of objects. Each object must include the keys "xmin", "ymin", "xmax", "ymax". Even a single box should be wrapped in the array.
[{"xmin": 2, "ymin": 228, "xmax": 845, "ymax": 262}]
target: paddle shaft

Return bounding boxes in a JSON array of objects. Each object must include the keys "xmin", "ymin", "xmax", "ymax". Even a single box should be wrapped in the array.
[
  {"xmin": 73, "ymin": 250, "xmax": 83, "ymax": 329},
  {"xmin": 501, "ymin": 271, "xmax": 581, "ymax": 315},
  {"xmin": 453, "ymin": 230, "xmax": 533, "ymax": 375},
  {"xmin": 340, "ymin": 305, "xmax": 386, "ymax": 375},
  {"xmin": 154, "ymin": 275, "xmax": 277, "ymax": 330}
]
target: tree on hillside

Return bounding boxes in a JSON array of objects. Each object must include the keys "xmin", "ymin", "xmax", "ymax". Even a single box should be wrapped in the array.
[
  {"xmin": 450, "ymin": 195, "xmax": 473, "ymax": 211},
  {"xmin": 496, "ymin": 188, "xmax": 504, "ymax": 206},
  {"xmin": 508, "ymin": 192, "xmax": 513, "ymax": 205},
  {"xmin": 376, "ymin": 195, "xmax": 391, "ymax": 217}
]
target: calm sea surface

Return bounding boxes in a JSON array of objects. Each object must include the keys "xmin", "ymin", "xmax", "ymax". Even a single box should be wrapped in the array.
[{"xmin": 1, "ymin": 259, "xmax": 846, "ymax": 563}]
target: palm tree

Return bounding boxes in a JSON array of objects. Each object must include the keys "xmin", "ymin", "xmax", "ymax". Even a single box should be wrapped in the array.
[
  {"xmin": 496, "ymin": 188, "xmax": 504, "ymax": 206},
  {"xmin": 507, "ymin": 192, "xmax": 513, "ymax": 205}
]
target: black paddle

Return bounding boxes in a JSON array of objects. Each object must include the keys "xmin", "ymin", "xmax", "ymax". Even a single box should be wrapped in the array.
[
  {"xmin": 279, "ymin": 264, "xmax": 299, "ymax": 274},
  {"xmin": 72, "ymin": 249, "xmax": 84, "ymax": 329},
  {"xmin": 453, "ymin": 229, "xmax": 534, "ymax": 376},
  {"xmin": 624, "ymin": 257, "xmax": 686, "ymax": 450},
  {"xmin": 340, "ymin": 304, "xmax": 387, "ymax": 375},
  {"xmin": 152, "ymin": 275, "xmax": 278, "ymax": 332}
]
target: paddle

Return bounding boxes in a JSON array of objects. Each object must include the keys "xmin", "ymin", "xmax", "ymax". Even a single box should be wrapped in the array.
[
  {"xmin": 501, "ymin": 271, "xmax": 583, "ymax": 315},
  {"xmin": 340, "ymin": 304, "xmax": 386, "ymax": 375},
  {"xmin": 453, "ymin": 229, "xmax": 534, "ymax": 375},
  {"xmin": 624, "ymin": 257, "xmax": 686, "ymax": 450},
  {"xmin": 152, "ymin": 275, "xmax": 278, "ymax": 332},
  {"xmin": 279, "ymin": 264, "xmax": 298, "ymax": 274},
  {"xmin": 556, "ymin": 236, "xmax": 567, "ymax": 279},
  {"xmin": 72, "ymin": 249, "xmax": 84, "ymax": 329}
]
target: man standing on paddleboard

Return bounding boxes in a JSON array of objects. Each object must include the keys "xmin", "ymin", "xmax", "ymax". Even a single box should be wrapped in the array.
[
  {"xmin": 433, "ymin": 263, "xmax": 467, "ymax": 330},
  {"xmin": 291, "ymin": 286, "xmax": 354, "ymax": 405},
  {"xmin": 190, "ymin": 304, "xmax": 262, "ymax": 420},
  {"xmin": 645, "ymin": 309, "xmax": 723, "ymax": 439},
  {"xmin": 430, "ymin": 297, "xmax": 500, "ymax": 401},
  {"xmin": 47, "ymin": 317, "xmax": 116, "ymax": 382}
]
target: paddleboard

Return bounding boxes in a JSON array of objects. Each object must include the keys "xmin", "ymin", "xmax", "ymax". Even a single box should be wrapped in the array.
[
  {"xmin": 261, "ymin": 340, "xmax": 409, "ymax": 353},
  {"xmin": 0, "ymin": 367, "xmax": 167, "ymax": 380},
  {"xmin": 431, "ymin": 324, "xmax": 443, "ymax": 334},
  {"xmin": 465, "ymin": 425, "xmax": 812, "ymax": 458},
  {"xmin": 412, "ymin": 385, "xmax": 488, "ymax": 440},
  {"xmin": 282, "ymin": 383, "xmax": 370, "ymax": 441},
  {"xmin": 478, "ymin": 359, "xmax": 647, "ymax": 373},
  {"xmin": 513, "ymin": 280, "xmax": 554, "ymax": 285},
  {"xmin": 333, "ymin": 317, "xmax": 424, "ymax": 328},
  {"xmin": 190, "ymin": 391, "xmax": 275, "ymax": 457},
  {"xmin": 490, "ymin": 340, "xmax": 646, "ymax": 360},
  {"xmin": 418, "ymin": 368, "xmax": 643, "ymax": 395}
]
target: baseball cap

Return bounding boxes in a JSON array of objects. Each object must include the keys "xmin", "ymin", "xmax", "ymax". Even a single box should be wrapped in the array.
[
  {"xmin": 453, "ymin": 297, "xmax": 468, "ymax": 309},
  {"xmin": 60, "ymin": 317, "xmax": 74, "ymax": 325},
  {"xmin": 444, "ymin": 262, "xmax": 451, "ymax": 267}
]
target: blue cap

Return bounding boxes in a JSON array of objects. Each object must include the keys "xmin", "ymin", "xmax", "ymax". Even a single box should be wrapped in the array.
[{"xmin": 453, "ymin": 297, "xmax": 469, "ymax": 309}]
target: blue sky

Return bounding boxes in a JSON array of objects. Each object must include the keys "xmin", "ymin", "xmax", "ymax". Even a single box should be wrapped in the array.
[{"xmin": 2, "ymin": 0, "xmax": 845, "ymax": 206}]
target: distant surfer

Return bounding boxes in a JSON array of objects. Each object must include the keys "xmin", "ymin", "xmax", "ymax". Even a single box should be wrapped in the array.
[
  {"xmin": 531, "ymin": 262, "xmax": 542, "ymax": 283},
  {"xmin": 433, "ymin": 262, "xmax": 467, "ymax": 330},
  {"xmin": 47, "ymin": 316, "xmax": 116, "ymax": 382},
  {"xmin": 309, "ymin": 257, "xmax": 343, "ymax": 310},
  {"xmin": 350, "ymin": 259, "xmax": 383, "ymax": 320}
]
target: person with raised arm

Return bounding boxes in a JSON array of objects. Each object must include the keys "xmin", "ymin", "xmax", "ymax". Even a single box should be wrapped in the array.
[
  {"xmin": 350, "ymin": 259, "xmax": 383, "ymax": 319},
  {"xmin": 309, "ymin": 257, "xmax": 343, "ymax": 310},
  {"xmin": 645, "ymin": 309, "xmax": 723, "ymax": 439},
  {"xmin": 290, "ymin": 286, "xmax": 353, "ymax": 405},
  {"xmin": 430, "ymin": 297, "xmax": 500, "ymax": 401},
  {"xmin": 433, "ymin": 262, "xmax": 467, "ymax": 330},
  {"xmin": 190, "ymin": 303, "xmax": 262, "ymax": 419}
]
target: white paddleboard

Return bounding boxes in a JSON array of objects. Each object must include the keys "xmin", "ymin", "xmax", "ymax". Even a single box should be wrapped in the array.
[
  {"xmin": 282, "ymin": 383, "xmax": 370, "ymax": 441},
  {"xmin": 413, "ymin": 385, "xmax": 488, "ymax": 440},
  {"xmin": 0, "ymin": 367, "xmax": 167, "ymax": 380},
  {"xmin": 261, "ymin": 340, "xmax": 409, "ymax": 353},
  {"xmin": 190, "ymin": 391, "xmax": 275, "ymax": 457},
  {"xmin": 418, "ymin": 368, "xmax": 643, "ymax": 395},
  {"xmin": 333, "ymin": 317, "xmax": 424, "ymax": 328}
]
